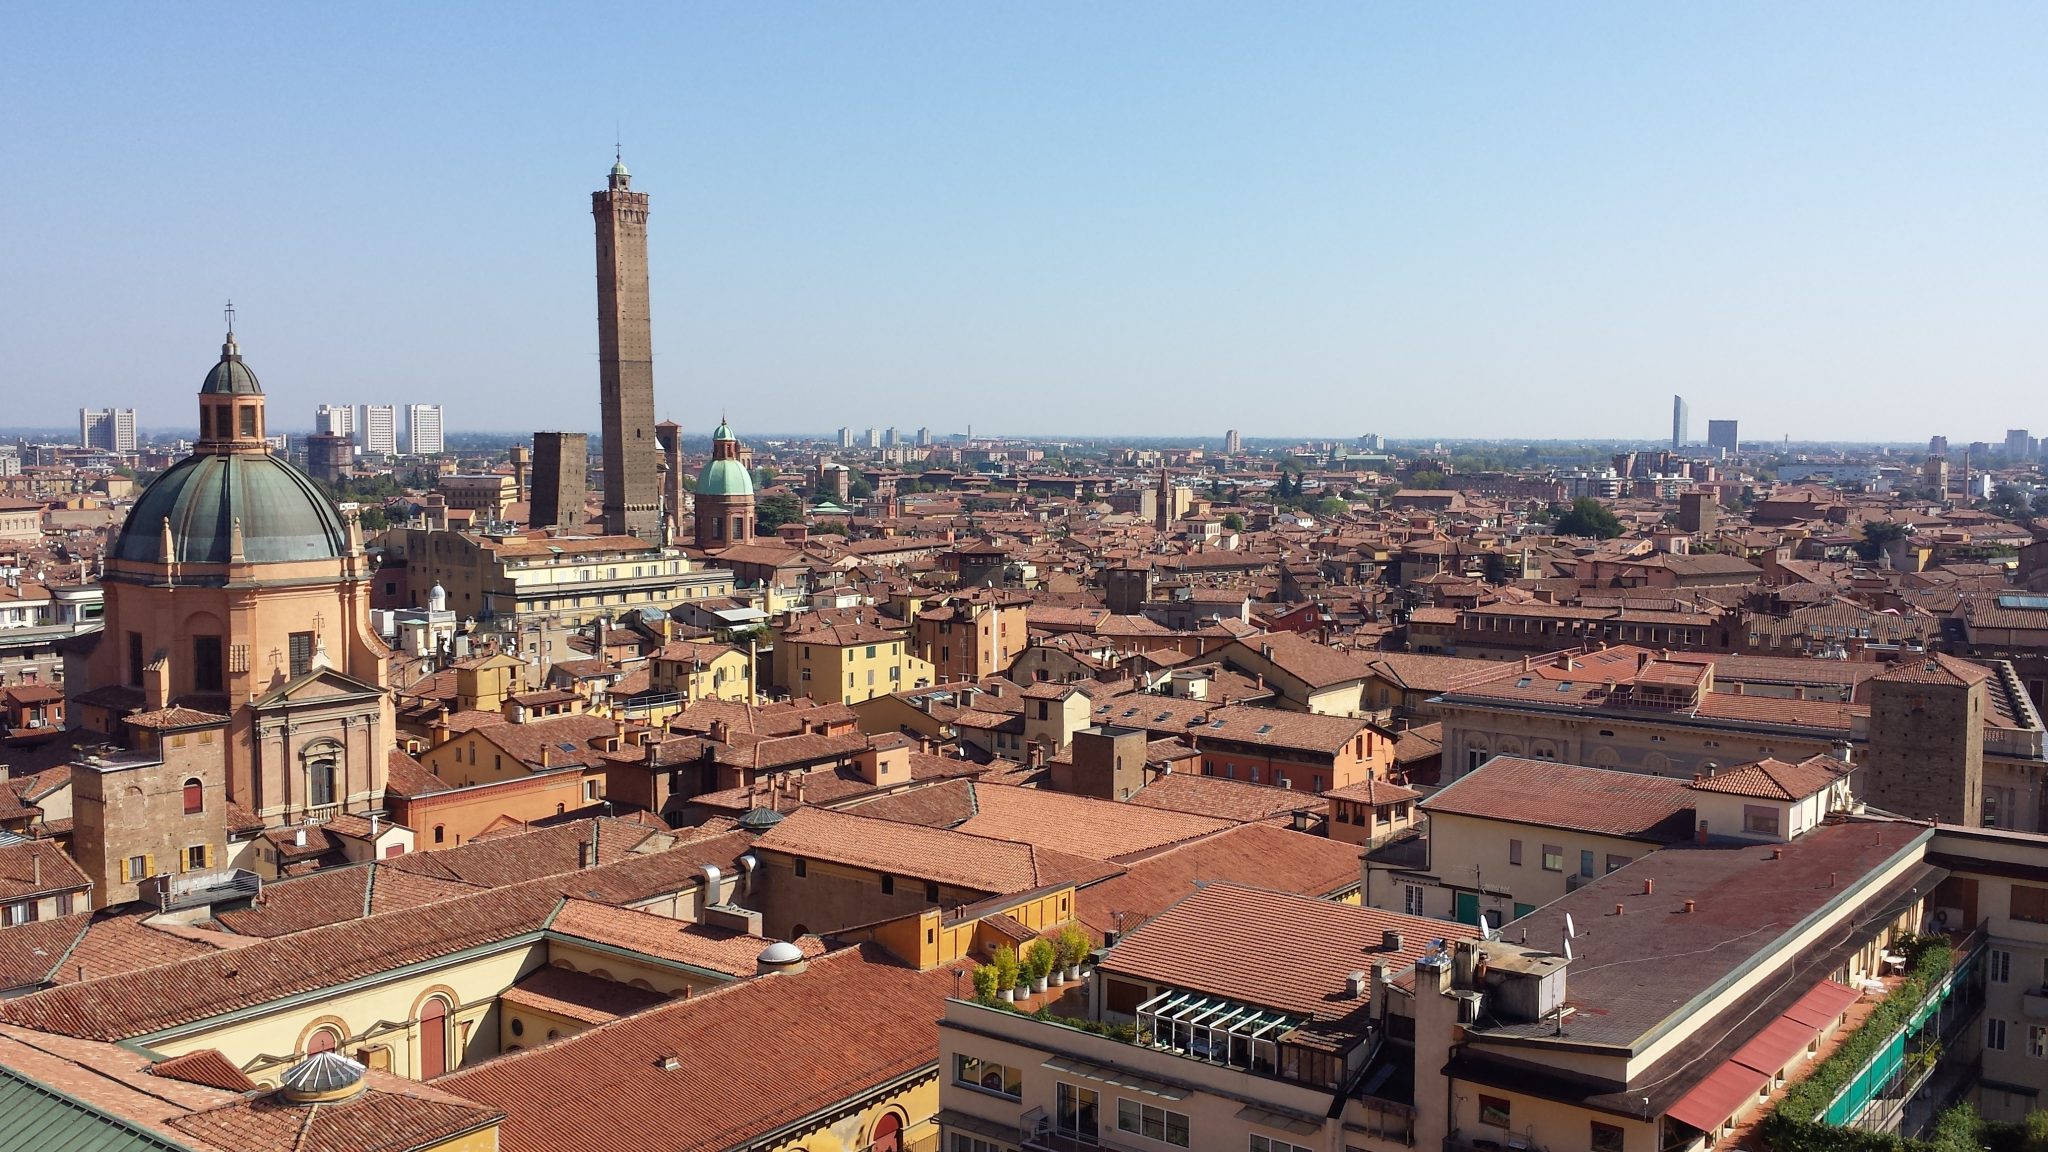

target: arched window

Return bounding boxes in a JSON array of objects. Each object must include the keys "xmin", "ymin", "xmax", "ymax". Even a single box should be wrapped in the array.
[
  {"xmin": 418, "ymin": 997, "xmax": 449, "ymax": 1079},
  {"xmin": 182, "ymin": 778, "xmax": 204, "ymax": 815},
  {"xmin": 306, "ymin": 1027, "xmax": 339, "ymax": 1054},
  {"xmin": 871, "ymin": 1112, "xmax": 904, "ymax": 1152},
  {"xmin": 433, "ymin": 825, "xmax": 446, "ymax": 844}
]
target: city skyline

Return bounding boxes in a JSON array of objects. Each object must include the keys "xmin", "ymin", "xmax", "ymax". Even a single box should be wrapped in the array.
[{"xmin": 5, "ymin": 4, "xmax": 2047, "ymax": 440}]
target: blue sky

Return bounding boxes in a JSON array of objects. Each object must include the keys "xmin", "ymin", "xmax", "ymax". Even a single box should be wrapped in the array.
[{"xmin": 3, "ymin": 3, "xmax": 2044, "ymax": 441}]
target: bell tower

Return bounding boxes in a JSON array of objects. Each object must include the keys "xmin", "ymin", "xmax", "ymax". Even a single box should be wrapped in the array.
[{"xmin": 593, "ymin": 156, "xmax": 660, "ymax": 538}]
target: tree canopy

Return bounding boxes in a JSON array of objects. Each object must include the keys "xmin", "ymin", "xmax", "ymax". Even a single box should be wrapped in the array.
[{"xmin": 1554, "ymin": 497, "xmax": 1622, "ymax": 539}]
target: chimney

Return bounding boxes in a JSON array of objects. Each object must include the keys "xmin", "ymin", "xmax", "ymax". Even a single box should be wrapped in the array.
[
  {"xmin": 1381, "ymin": 928, "xmax": 1404, "ymax": 953},
  {"xmin": 1615, "ymin": 903, "xmax": 1625, "ymax": 916},
  {"xmin": 1683, "ymin": 899, "xmax": 1696, "ymax": 913},
  {"xmin": 1642, "ymin": 878, "xmax": 1654, "ymax": 895},
  {"xmin": 578, "ymin": 840, "xmax": 593, "ymax": 868}
]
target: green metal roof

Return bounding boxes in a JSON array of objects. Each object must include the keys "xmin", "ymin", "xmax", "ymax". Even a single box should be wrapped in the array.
[
  {"xmin": 112, "ymin": 451, "xmax": 347, "ymax": 566},
  {"xmin": 695, "ymin": 457, "xmax": 754, "ymax": 498},
  {"xmin": 0, "ymin": 1066, "xmax": 200, "ymax": 1152}
]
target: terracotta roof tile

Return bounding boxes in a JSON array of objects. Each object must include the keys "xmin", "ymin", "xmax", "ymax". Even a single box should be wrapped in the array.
[
  {"xmin": 1074, "ymin": 824, "xmax": 1363, "ymax": 940},
  {"xmin": 1102, "ymin": 882, "xmax": 1475, "ymax": 1020},
  {"xmin": 1688, "ymin": 755, "xmax": 1849, "ymax": 801},
  {"xmin": 1126, "ymin": 773, "xmax": 1312, "ymax": 824},
  {"xmin": 436, "ymin": 945, "xmax": 955, "ymax": 1152},
  {"xmin": 752, "ymin": 807, "xmax": 1122, "ymax": 894},
  {"xmin": 166, "ymin": 1072, "xmax": 503, "ymax": 1152},
  {"xmin": 150, "ymin": 1048, "xmax": 258, "ymax": 1093},
  {"xmin": 1425, "ymin": 756, "xmax": 1697, "ymax": 841},
  {"xmin": 545, "ymin": 900, "xmax": 825, "ymax": 979},
  {"xmin": 497, "ymin": 964, "xmax": 673, "ymax": 1026}
]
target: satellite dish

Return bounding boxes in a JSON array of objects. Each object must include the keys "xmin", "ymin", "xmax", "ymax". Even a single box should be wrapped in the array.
[
  {"xmin": 1563, "ymin": 937, "xmax": 1574, "ymax": 961},
  {"xmin": 1564, "ymin": 913, "xmax": 1577, "ymax": 939}
]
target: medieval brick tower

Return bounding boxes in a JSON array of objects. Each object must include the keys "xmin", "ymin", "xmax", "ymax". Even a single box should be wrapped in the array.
[
  {"xmin": 1865, "ymin": 654, "xmax": 1987, "ymax": 825},
  {"xmin": 593, "ymin": 156, "xmax": 660, "ymax": 538}
]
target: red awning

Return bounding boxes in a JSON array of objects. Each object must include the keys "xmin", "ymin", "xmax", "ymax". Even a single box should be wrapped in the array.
[
  {"xmin": 1731, "ymin": 1015, "xmax": 1812, "ymax": 1076},
  {"xmin": 1666, "ymin": 1060, "xmax": 1770, "ymax": 1133},
  {"xmin": 1783, "ymin": 980, "xmax": 1860, "ymax": 1030}
]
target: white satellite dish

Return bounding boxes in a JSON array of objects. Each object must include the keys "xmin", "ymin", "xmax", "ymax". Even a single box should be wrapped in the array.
[
  {"xmin": 1563, "ymin": 937, "xmax": 1574, "ymax": 961},
  {"xmin": 1564, "ymin": 913, "xmax": 1577, "ymax": 939}
]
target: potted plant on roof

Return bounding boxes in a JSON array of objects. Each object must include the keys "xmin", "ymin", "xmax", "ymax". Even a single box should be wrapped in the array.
[
  {"xmin": 971, "ymin": 962, "xmax": 1000, "ymax": 1004},
  {"xmin": 1056, "ymin": 922, "xmax": 1092, "ymax": 983},
  {"xmin": 993, "ymin": 945, "xmax": 1021, "ymax": 1003},
  {"xmin": 1025, "ymin": 939, "xmax": 1055, "ymax": 994}
]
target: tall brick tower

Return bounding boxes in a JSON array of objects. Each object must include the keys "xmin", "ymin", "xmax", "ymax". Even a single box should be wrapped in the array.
[
  {"xmin": 1865, "ymin": 653, "xmax": 1988, "ymax": 825},
  {"xmin": 593, "ymin": 156, "xmax": 660, "ymax": 538}
]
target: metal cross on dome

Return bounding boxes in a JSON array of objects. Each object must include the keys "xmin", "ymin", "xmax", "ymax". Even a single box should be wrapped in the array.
[{"xmin": 224, "ymin": 301, "xmax": 236, "ymax": 334}]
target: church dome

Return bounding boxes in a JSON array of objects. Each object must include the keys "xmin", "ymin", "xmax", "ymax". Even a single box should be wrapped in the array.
[
  {"xmin": 696, "ymin": 458, "xmax": 754, "ymax": 498},
  {"xmin": 112, "ymin": 453, "xmax": 348, "ymax": 566},
  {"xmin": 200, "ymin": 334, "xmax": 263, "ymax": 396}
]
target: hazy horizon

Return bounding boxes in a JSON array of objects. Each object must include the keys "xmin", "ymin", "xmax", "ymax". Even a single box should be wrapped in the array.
[{"xmin": 5, "ymin": 3, "xmax": 2044, "ymax": 442}]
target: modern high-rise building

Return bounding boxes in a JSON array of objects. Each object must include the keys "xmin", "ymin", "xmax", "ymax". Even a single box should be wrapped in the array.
[
  {"xmin": 865, "ymin": 428, "xmax": 881, "ymax": 449},
  {"xmin": 404, "ymin": 404, "xmax": 445, "ymax": 456},
  {"xmin": 314, "ymin": 403, "xmax": 354, "ymax": 437},
  {"xmin": 1671, "ymin": 395, "xmax": 1688, "ymax": 450},
  {"xmin": 79, "ymin": 407, "xmax": 137, "ymax": 453},
  {"xmin": 884, "ymin": 427, "xmax": 899, "ymax": 448},
  {"xmin": 530, "ymin": 431, "xmax": 589, "ymax": 530},
  {"xmin": 593, "ymin": 156, "xmax": 660, "ymax": 538},
  {"xmin": 1929, "ymin": 435, "xmax": 1949, "ymax": 457},
  {"xmin": 357, "ymin": 404, "xmax": 397, "ymax": 456},
  {"xmin": 1224, "ymin": 429, "xmax": 1242, "ymax": 454},
  {"xmin": 2007, "ymin": 429, "xmax": 2033, "ymax": 461},
  {"xmin": 916, "ymin": 427, "xmax": 931, "ymax": 448},
  {"xmin": 837, "ymin": 427, "xmax": 854, "ymax": 449},
  {"xmin": 1706, "ymin": 419, "xmax": 1738, "ymax": 455}
]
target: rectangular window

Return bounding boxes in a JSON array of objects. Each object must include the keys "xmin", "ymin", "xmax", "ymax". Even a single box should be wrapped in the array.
[
  {"xmin": 1541, "ymin": 845, "xmax": 1564, "ymax": 872},
  {"xmin": 1249, "ymin": 1137, "xmax": 1312, "ymax": 1152},
  {"xmin": 1580, "ymin": 850, "xmax": 1596, "ymax": 878},
  {"xmin": 238, "ymin": 405, "xmax": 256, "ymax": 437},
  {"xmin": 1606, "ymin": 854, "xmax": 1630, "ymax": 873},
  {"xmin": 1743, "ymin": 804, "xmax": 1781, "ymax": 836},
  {"xmin": 881, "ymin": 875, "xmax": 895, "ymax": 895},
  {"xmin": 1508, "ymin": 839, "xmax": 1522, "ymax": 866},
  {"xmin": 192, "ymin": 635, "xmax": 224, "ymax": 693},
  {"xmin": 955, "ymin": 1054, "xmax": 1021, "ymax": 1099},
  {"xmin": 2013, "ymin": 885, "xmax": 2048, "ymax": 924},
  {"xmin": 126, "ymin": 854, "xmax": 148, "ymax": 882},
  {"xmin": 1, "ymin": 903, "xmax": 30, "ymax": 927},
  {"xmin": 1992, "ymin": 949, "xmax": 2012, "ymax": 984},
  {"xmin": 1404, "ymin": 884, "xmax": 1425, "ymax": 916},
  {"xmin": 288, "ymin": 631, "xmax": 315, "ymax": 677},
  {"xmin": 2033, "ymin": 1025, "xmax": 2048, "ymax": 1060},
  {"xmin": 1988, "ymin": 1018, "xmax": 2009, "ymax": 1052},
  {"xmin": 1478, "ymin": 1095, "xmax": 1511, "ymax": 1128},
  {"xmin": 925, "ymin": 880, "xmax": 940, "ymax": 902},
  {"xmin": 1118, "ymin": 1100, "xmax": 1190, "ymax": 1147},
  {"xmin": 793, "ymin": 859, "xmax": 806, "ymax": 877},
  {"xmin": 185, "ymin": 845, "xmax": 207, "ymax": 871},
  {"xmin": 128, "ymin": 631, "xmax": 145, "ymax": 686},
  {"xmin": 951, "ymin": 1137, "xmax": 1002, "ymax": 1152},
  {"xmin": 1056, "ymin": 1083, "xmax": 1099, "ymax": 1137},
  {"xmin": 1592, "ymin": 1122, "xmax": 1626, "ymax": 1152}
]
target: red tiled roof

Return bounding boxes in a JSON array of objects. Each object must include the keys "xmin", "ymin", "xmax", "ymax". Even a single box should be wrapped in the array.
[
  {"xmin": 498, "ymin": 964, "xmax": 672, "ymax": 1026},
  {"xmin": 751, "ymin": 807, "xmax": 1122, "ymax": 895},
  {"xmin": 436, "ymin": 945, "xmax": 956, "ymax": 1152},
  {"xmin": 1102, "ymin": 882, "xmax": 1475, "ymax": 1020},
  {"xmin": 166, "ymin": 1072, "xmax": 503, "ymax": 1152},
  {"xmin": 1425, "ymin": 756, "xmax": 1696, "ymax": 841},
  {"xmin": 1688, "ymin": 755, "xmax": 1849, "ymax": 801},
  {"xmin": 1073, "ymin": 824, "xmax": 1362, "ymax": 940},
  {"xmin": 150, "ymin": 1048, "xmax": 258, "ymax": 1092}
]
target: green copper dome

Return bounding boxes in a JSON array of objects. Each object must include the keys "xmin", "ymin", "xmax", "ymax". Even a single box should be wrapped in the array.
[
  {"xmin": 200, "ymin": 335, "xmax": 263, "ymax": 395},
  {"xmin": 113, "ymin": 453, "xmax": 348, "ymax": 565},
  {"xmin": 696, "ymin": 457, "xmax": 754, "ymax": 497},
  {"xmin": 712, "ymin": 422, "xmax": 733, "ymax": 441}
]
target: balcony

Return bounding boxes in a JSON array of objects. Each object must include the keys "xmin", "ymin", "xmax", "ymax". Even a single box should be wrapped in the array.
[
  {"xmin": 138, "ymin": 867, "xmax": 262, "ymax": 913},
  {"xmin": 2021, "ymin": 988, "xmax": 2048, "ymax": 1019},
  {"xmin": 1019, "ymin": 1108, "xmax": 1141, "ymax": 1152}
]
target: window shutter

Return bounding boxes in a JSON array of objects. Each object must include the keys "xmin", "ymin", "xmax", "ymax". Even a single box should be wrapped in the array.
[
  {"xmin": 204, "ymin": 844, "xmax": 216, "ymax": 868},
  {"xmin": 143, "ymin": 854, "xmax": 156, "ymax": 878},
  {"xmin": 117, "ymin": 858, "xmax": 129, "ymax": 883}
]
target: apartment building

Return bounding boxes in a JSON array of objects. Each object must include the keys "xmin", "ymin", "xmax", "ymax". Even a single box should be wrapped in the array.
[
  {"xmin": 405, "ymin": 403, "xmax": 445, "ymax": 455},
  {"xmin": 379, "ymin": 527, "xmax": 733, "ymax": 629},
  {"xmin": 775, "ymin": 616, "xmax": 936, "ymax": 706},
  {"xmin": 915, "ymin": 588, "xmax": 1030, "ymax": 682}
]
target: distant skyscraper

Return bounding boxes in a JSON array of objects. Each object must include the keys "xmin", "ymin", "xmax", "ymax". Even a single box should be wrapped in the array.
[
  {"xmin": 357, "ymin": 404, "xmax": 397, "ymax": 456},
  {"xmin": 1929, "ymin": 435, "xmax": 1949, "ymax": 457},
  {"xmin": 79, "ymin": 407, "xmax": 137, "ymax": 453},
  {"xmin": 1706, "ymin": 420, "xmax": 1738, "ymax": 455},
  {"xmin": 2007, "ymin": 429, "xmax": 2032, "ymax": 461},
  {"xmin": 593, "ymin": 156, "xmax": 659, "ymax": 538},
  {"xmin": 837, "ymin": 427, "xmax": 854, "ymax": 449},
  {"xmin": 865, "ymin": 428, "xmax": 881, "ymax": 449},
  {"xmin": 884, "ymin": 427, "xmax": 900, "ymax": 448},
  {"xmin": 916, "ymin": 427, "xmax": 931, "ymax": 448},
  {"xmin": 1671, "ymin": 395, "xmax": 1689, "ymax": 450},
  {"xmin": 404, "ymin": 404, "xmax": 445, "ymax": 455},
  {"xmin": 1224, "ymin": 429, "xmax": 1242, "ymax": 455},
  {"xmin": 315, "ymin": 403, "xmax": 355, "ymax": 437}
]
